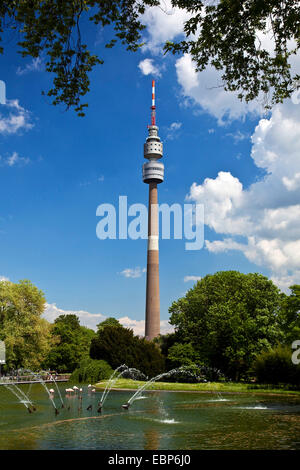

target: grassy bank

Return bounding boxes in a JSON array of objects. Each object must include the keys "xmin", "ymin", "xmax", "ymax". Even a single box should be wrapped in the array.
[{"xmin": 94, "ymin": 378, "xmax": 300, "ymax": 396}]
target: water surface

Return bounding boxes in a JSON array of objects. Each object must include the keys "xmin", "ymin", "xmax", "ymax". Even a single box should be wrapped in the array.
[{"xmin": 0, "ymin": 384, "xmax": 299, "ymax": 450}]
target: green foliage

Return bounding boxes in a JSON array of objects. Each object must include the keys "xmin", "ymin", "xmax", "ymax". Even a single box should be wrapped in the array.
[
  {"xmin": 0, "ymin": 0, "xmax": 158, "ymax": 116},
  {"xmin": 252, "ymin": 346, "xmax": 300, "ymax": 386},
  {"xmin": 153, "ymin": 332, "xmax": 179, "ymax": 369},
  {"xmin": 1, "ymin": 1, "xmax": 298, "ymax": 114},
  {"xmin": 90, "ymin": 324, "xmax": 165, "ymax": 377},
  {"xmin": 70, "ymin": 357, "xmax": 113, "ymax": 384},
  {"xmin": 169, "ymin": 271, "xmax": 283, "ymax": 380},
  {"xmin": 166, "ymin": 1, "xmax": 300, "ymax": 108},
  {"xmin": 167, "ymin": 342, "xmax": 200, "ymax": 368},
  {"xmin": 279, "ymin": 285, "xmax": 300, "ymax": 345},
  {"xmin": 0, "ymin": 279, "xmax": 52, "ymax": 370},
  {"xmin": 44, "ymin": 314, "xmax": 96, "ymax": 373},
  {"xmin": 97, "ymin": 317, "xmax": 122, "ymax": 331}
]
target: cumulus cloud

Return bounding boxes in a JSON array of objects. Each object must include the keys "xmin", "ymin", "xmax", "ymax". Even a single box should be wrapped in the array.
[
  {"xmin": 43, "ymin": 303, "xmax": 173, "ymax": 336},
  {"xmin": 118, "ymin": 316, "xmax": 174, "ymax": 337},
  {"xmin": 138, "ymin": 58, "xmax": 162, "ymax": 77},
  {"xmin": 140, "ymin": 1, "xmax": 190, "ymax": 55},
  {"xmin": 43, "ymin": 303, "xmax": 106, "ymax": 330},
  {"xmin": 165, "ymin": 121, "xmax": 182, "ymax": 140},
  {"xmin": 184, "ymin": 276, "xmax": 202, "ymax": 283},
  {"xmin": 0, "ymin": 100, "xmax": 33, "ymax": 135},
  {"xmin": 187, "ymin": 99, "xmax": 300, "ymax": 292},
  {"xmin": 16, "ymin": 57, "xmax": 43, "ymax": 76},
  {"xmin": 176, "ymin": 54, "xmax": 263, "ymax": 125},
  {"xmin": 0, "ymin": 151, "xmax": 30, "ymax": 167},
  {"xmin": 140, "ymin": 4, "xmax": 300, "ymax": 125},
  {"xmin": 120, "ymin": 267, "xmax": 146, "ymax": 279},
  {"xmin": 140, "ymin": 2, "xmax": 262, "ymax": 123},
  {"xmin": 0, "ymin": 275, "xmax": 9, "ymax": 282}
]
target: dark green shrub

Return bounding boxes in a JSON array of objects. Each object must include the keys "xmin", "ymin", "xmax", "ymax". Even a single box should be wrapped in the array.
[
  {"xmin": 90, "ymin": 325, "xmax": 165, "ymax": 377},
  {"xmin": 69, "ymin": 358, "xmax": 113, "ymax": 384},
  {"xmin": 252, "ymin": 346, "xmax": 300, "ymax": 386}
]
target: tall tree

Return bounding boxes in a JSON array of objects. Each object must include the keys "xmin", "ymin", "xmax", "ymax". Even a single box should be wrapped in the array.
[
  {"xmin": 44, "ymin": 314, "xmax": 96, "ymax": 372},
  {"xmin": 97, "ymin": 317, "xmax": 122, "ymax": 331},
  {"xmin": 279, "ymin": 285, "xmax": 300, "ymax": 345},
  {"xmin": 90, "ymin": 324, "xmax": 165, "ymax": 377},
  {"xmin": 169, "ymin": 271, "xmax": 283, "ymax": 380},
  {"xmin": 0, "ymin": 279, "xmax": 52, "ymax": 370}
]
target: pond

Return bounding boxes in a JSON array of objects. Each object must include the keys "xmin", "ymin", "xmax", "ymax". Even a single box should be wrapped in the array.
[{"xmin": 0, "ymin": 384, "xmax": 299, "ymax": 450}]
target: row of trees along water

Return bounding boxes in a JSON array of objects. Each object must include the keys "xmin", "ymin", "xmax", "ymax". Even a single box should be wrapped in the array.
[{"xmin": 0, "ymin": 271, "xmax": 299, "ymax": 385}]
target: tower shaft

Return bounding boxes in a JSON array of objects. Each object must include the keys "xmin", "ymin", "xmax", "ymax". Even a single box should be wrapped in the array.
[
  {"xmin": 143, "ymin": 80, "xmax": 164, "ymax": 341},
  {"xmin": 145, "ymin": 182, "xmax": 160, "ymax": 341}
]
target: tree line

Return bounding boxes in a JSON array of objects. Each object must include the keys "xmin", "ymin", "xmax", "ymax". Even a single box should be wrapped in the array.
[{"xmin": 0, "ymin": 271, "xmax": 299, "ymax": 384}]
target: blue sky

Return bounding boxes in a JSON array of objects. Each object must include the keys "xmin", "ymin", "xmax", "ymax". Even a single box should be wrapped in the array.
[{"xmin": 0, "ymin": 3, "xmax": 299, "ymax": 334}]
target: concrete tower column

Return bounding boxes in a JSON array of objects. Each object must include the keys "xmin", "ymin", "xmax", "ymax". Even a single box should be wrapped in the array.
[{"xmin": 145, "ymin": 182, "xmax": 160, "ymax": 341}]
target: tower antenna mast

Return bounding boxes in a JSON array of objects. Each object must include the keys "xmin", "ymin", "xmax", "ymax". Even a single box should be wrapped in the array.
[{"xmin": 151, "ymin": 80, "xmax": 156, "ymax": 126}]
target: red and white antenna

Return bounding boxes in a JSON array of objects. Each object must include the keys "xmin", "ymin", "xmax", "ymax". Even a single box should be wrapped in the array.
[{"xmin": 151, "ymin": 79, "xmax": 156, "ymax": 126}]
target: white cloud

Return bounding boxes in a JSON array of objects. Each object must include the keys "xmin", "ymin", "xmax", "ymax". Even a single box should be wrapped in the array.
[
  {"xmin": 119, "ymin": 316, "xmax": 174, "ymax": 336},
  {"xmin": 16, "ymin": 57, "xmax": 43, "ymax": 76},
  {"xmin": 43, "ymin": 303, "xmax": 106, "ymax": 330},
  {"xmin": 139, "ymin": 3, "xmax": 262, "ymax": 123},
  {"xmin": 165, "ymin": 121, "xmax": 182, "ymax": 140},
  {"xmin": 120, "ymin": 267, "xmax": 146, "ymax": 279},
  {"xmin": 226, "ymin": 130, "xmax": 250, "ymax": 143},
  {"xmin": 0, "ymin": 275, "xmax": 9, "ymax": 282},
  {"xmin": 187, "ymin": 99, "xmax": 300, "ymax": 290},
  {"xmin": 282, "ymin": 173, "xmax": 300, "ymax": 192},
  {"xmin": 140, "ymin": 1, "xmax": 190, "ymax": 55},
  {"xmin": 176, "ymin": 54, "xmax": 262, "ymax": 125},
  {"xmin": 138, "ymin": 58, "xmax": 161, "ymax": 77},
  {"xmin": 0, "ymin": 151, "xmax": 30, "ymax": 167},
  {"xmin": 43, "ymin": 303, "xmax": 173, "ymax": 336},
  {"xmin": 0, "ymin": 100, "xmax": 33, "ymax": 135},
  {"xmin": 140, "ymin": 5, "xmax": 300, "ymax": 125},
  {"xmin": 184, "ymin": 276, "xmax": 202, "ymax": 283},
  {"xmin": 270, "ymin": 272, "xmax": 300, "ymax": 294}
]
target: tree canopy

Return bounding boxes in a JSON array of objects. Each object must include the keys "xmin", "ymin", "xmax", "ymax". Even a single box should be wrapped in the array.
[
  {"xmin": 169, "ymin": 271, "xmax": 284, "ymax": 379},
  {"xmin": 44, "ymin": 313, "xmax": 96, "ymax": 372},
  {"xmin": 0, "ymin": 1, "xmax": 298, "ymax": 115},
  {"xmin": 166, "ymin": 1, "xmax": 300, "ymax": 107},
  {"xmin": 279, "ymin": 285, "xmax": 300, "ymax": 345},
  {"xmin": 0, "ymin": 279, "xmax": 52, "ymax": 370},
  {"xmin": 90, "ymin": 324, "xmax": 165, "ymax": 377},
  {"xmin": 96, "ymin": 316, "xmax": 122, "ymax": 331},
  {"xmin": 0, "ymin": 0, "xmax": 158, "ymax": 115}
]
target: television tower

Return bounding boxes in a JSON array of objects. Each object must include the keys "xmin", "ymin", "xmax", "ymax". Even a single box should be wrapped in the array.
[{"xmin": 142, "ymin": 80, "xmax": 164, "ymax": 341}]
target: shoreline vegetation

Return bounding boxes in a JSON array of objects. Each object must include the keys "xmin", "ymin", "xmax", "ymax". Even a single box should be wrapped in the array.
[{"xmin": 93, "ymin": 378, "xmax": 300, "ymax": 397}]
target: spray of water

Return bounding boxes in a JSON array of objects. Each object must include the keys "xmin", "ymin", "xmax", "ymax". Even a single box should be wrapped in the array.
[
  {"xmin": 4, "ymin": 384, "xmax": 32, "ymax": 412},
  {"xmin": 100, "ymin": 366, "xmax": 145, "ymax": 407},
  {"xmin": 20, "ymin": 369, "xmax": 58, "ymax": 412},
  {"xmin": 100, "ymin": 364, "xmax": 128, "ymax": 405},
  {"xmin": 127, "ymin": 367, "xmax": 187, "ymax": 406},
  {"xmin": 125, "ymin": 366, "xmax": 224, "ymax": 407},
  {"xmin": 49, "ymin": 375, "xmax": 65, "ymax": 407}
]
